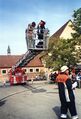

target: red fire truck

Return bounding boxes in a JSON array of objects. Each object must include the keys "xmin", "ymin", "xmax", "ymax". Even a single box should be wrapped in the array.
[{"xmin": 9, "ymin": 68, "xmax": 27, "ymax": 85}]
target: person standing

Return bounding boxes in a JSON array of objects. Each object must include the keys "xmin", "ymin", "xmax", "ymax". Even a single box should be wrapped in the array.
[
  {"xmin": 56, "ymin": 66, "xmax": 78, "ymax": 119},
  {"xmin": 37, "ymin": 20, "xmax": 46, "ymax": 39},
  {"xmin": 25, "ymin": 22, "xmax": 36, "ymax": 49},
  {"xmin": 76, "ymin": 70, "xmax": 81, "ymax": 88}
]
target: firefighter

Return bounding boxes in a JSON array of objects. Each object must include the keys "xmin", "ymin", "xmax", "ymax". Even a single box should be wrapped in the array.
[
  {"xmin": 56, "ymin": 66, "xmax": 78, "ymax": 119},
  {"xmin": 37, "ymin": 20, "xmax": 46, "ymax": 39}
]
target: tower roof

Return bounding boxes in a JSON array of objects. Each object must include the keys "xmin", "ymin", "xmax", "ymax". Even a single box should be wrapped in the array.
[{"xmin": 7, "ymin": 45, "xmax": 11, "ymax": 55}]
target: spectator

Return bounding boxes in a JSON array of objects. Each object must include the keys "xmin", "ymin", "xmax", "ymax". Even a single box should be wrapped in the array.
[
  {"xmin": 76, "ymin": 70, "xmax": 81, "ymax": 88},
  {"xmin": 70, "ymin": 72, "xmax": 77, "ymax": 84},
  {"xmin": 50, "ymin": 72, "xmax": 57, "ymax": 83},
  {"xmin": 77, "ymin": 70, "xmax": 81, "ymax": 80}
]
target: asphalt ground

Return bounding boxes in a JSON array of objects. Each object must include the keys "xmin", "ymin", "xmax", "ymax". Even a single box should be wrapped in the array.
[{"xmin": 0, "ymin": 81, "xmax": 81, "ymax": 119}]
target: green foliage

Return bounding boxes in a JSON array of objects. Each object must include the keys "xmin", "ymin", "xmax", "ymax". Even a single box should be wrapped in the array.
[
  {"xmin": 72, "ymin": 8, "xmax": 81, "ymax": 37},
  {"xmin": 72, "ymin": 8, "xmax": 81, "ymax": 62},
  {"xmin": 46, "ymin": 38, "xmax": 77, "ymax": 70}
]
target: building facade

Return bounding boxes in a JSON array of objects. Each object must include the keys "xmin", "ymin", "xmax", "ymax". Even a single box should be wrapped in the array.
[{"xmin": 0, "ymin": 54, "xmax": 48, "ymax": 83}]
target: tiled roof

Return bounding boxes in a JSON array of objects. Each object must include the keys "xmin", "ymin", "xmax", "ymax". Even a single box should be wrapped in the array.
[
  {"xmin": 0, "ymin": 54, "xmax": 43, "ymax": 68},
  {"xmin": 50, "ymin": 20, "xmax": 72, "ymax": 39},
  {"xmin": 27, "ymin": 55, "xmax": 44, "ymax": 67},
  {"xmin": 0, "ymin": 55, "xmax": 22, "ymax": 68}
]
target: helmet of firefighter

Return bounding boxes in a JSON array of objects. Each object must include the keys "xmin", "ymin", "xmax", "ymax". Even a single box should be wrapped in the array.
[
  {"xmin": 32, "ymin": 22, "xmax": 36, "ymax": 27},
  {"xmin": 61, "ymin": 66, "xmax": 69, "ymax": 72},
  {"xmin": 39, "ymin": 20, "xmax": 46, "ymax": 26}
]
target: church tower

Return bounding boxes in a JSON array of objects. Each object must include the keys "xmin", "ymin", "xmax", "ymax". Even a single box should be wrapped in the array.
[{"xmin": 7, "ymin": 45, "xmax": 11, "ymax": 55}]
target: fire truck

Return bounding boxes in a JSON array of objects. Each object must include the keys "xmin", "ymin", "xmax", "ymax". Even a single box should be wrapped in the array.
[
  {"xmin": 9, "ymin": 68, "xmax": 27, "ymax": 85},
  {"xmin": 9, "ymin": 23, "xmax": 49, "ymax": 85}
]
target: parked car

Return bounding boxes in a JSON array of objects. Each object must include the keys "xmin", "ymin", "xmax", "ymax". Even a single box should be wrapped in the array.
[{"xmin": 34, "ymin": 75, "xmax": 47, "ymax": 81}]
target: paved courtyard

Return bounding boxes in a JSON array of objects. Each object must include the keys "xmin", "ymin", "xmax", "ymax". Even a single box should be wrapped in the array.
[{"xmin": 0, "ymin": 81, "xmax": 81, "ymax": 119}]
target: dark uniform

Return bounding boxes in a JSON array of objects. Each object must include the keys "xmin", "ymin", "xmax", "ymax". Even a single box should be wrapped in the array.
[
  {"xmin": 56, "ymin": 73, "xmax": 78, "ymax": 119},
  {"xmin": 37, "ymin": 20, "xmax": 45, "ymax": 39}
]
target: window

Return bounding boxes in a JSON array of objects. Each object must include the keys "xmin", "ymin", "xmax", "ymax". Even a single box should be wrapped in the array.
[
  {"xmin": 30, "ymin": 69, "xmax": 33, "ymax": 72},
  {"xmin": 36, "ymin": 68, "xmax": 39, "ymax": 72},
  {"xmin": 2, "ymin": 70, "xmax": 7, "ymax": 74}
]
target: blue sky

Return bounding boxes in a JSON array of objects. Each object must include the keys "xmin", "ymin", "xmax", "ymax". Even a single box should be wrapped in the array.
[{"xmin": 0, "ymin": 0, "xmax": 81, "ymax": 55}]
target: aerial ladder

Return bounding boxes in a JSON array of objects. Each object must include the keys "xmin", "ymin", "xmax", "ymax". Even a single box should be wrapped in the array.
[{"xmin": 9, "ymin": 26, "xmax": 50, "ymax": 85}]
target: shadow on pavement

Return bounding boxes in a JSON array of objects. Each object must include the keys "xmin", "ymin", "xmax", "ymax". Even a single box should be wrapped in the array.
[
  {"xmin": 52, "ymin": 106, "xmax": 60, "ymax": 119},
  {"xmin": 22, "ymin": 84, "xmax": 47, "ymax": 93},
  {"xmin": 53, "ymin": 106, "xmax": 71, "ymax": 119},
  {"xmin": 46, "ymin": 91, "xmax": 58, "ymax": 94},
  {"xmin": 0, "ymin": 100, "xmax": 6, "ymax": 107}
]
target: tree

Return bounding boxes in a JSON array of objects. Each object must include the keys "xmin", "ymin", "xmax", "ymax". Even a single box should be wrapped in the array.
[
  {"xmin": 45, "ymin": 37, "xmax": 77, "ymax": 70},
  {"xmin": 72, "ymin": 8, "xmax": 81, "ymax": 62},
  {"xmin": 72, "ymin": 8, "xmax": 81, "ymax": 38}
]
